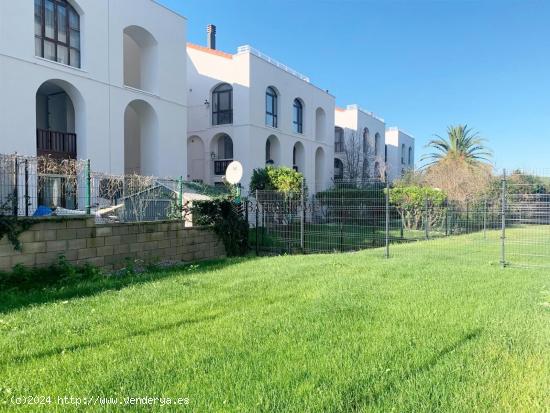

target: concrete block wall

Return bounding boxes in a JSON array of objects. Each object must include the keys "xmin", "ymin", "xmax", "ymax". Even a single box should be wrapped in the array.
[{"xmin": 0, "ymin": 217, "xmax": 226, "ymax": 272}]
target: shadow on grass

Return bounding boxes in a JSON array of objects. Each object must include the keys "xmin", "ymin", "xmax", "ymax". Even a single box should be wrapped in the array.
[
  {"xmin": 1, "ymin": 314, "xmax": 220, "ymax": 367},
  {"xmin": 330, "ymin": 328, "xmax": 483, "ymax": 412},
  {"xmin": 0, "ymin": 257, "xmax": 257, "ymax": 316}
]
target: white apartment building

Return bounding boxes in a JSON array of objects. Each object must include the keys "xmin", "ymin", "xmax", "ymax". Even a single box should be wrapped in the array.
[
  {"xmin": 0, "ymin": 0, "xmax": 187, "ymax": 178},
  {"xmin": 186, "ymin": 29, "xmax": 335, "ymax": 193},
  {"xmin": 385, "ymin": 127, "xmax": 415, "ymax": 181},
  {"xmin": 334, "ymin": 104, "xmax": 386, "ymax": 181}
]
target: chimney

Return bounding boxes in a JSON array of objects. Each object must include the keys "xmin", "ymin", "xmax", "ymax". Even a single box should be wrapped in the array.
[{"xmin": 207, "ymin": 24, "xmax": 216, "ymax": 50}]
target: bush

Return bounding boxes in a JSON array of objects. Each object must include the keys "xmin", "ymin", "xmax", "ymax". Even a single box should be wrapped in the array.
[
  {"xmin": 192, "ymin": 199, "xmax": 249, "ymax": 257},
  {"xmin": 389, "ymin": 186, "xmax": 447, "ymax": 230},
  {"xmin": 249, "ymin": 166, "xmax": 304, "ymax": 193}
]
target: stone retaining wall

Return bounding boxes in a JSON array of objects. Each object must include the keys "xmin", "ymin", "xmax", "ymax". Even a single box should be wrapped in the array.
[{"xmin": 0, "ymin": 217, "xmax": 226, "ymax": 272}]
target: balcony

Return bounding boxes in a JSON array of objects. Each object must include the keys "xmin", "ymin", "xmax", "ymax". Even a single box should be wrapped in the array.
[
  {"xmin": 214, "ymin": 159, "xmax": 233, "ymax": 176},
  {"xmin": 37, "ymin": 129, "xmax": 77, "ymax": 159}
]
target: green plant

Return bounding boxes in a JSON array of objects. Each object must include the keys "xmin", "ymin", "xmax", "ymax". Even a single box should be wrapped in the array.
[
  {"xmin": 421, "ymin": 124, "xmax": 493, "ymax": 167},
  {"xmin": 0, "ymin": 255, "xmax": 102, "ymax": 291},
  {"xmin": 389, "ymin": 186, "xmax": 447, "ymax": 230},
  {"xmin": 192, "ymin": 199, "xmax": 249, "ymax": 257},
  {"xmin": 0, "ymin": 197, "xmax": 36, "ymax": 251},
  {"xmin": 249, "ymin": 166, "xmax": 304, "ymax": 193}
]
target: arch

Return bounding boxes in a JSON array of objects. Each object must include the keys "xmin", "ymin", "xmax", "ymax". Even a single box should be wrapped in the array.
[
  {"xmin": 212, "ymin": 83, "xmax": 233, "ymax": 125},
  {"xmin": 187, "ymin": 136, "xmax": 205, "ymax": 182},
  {"xmin": 315, "ymin": 107, "xmax": 327, "ymax": 141},
  {"xmin": 292, "ymin": 141, "xmax": 305, "ymax": 173},
  {"xmin": 34, "ymin": 0, "xmax": 81, "ymax": 68},
  {"xmin": 334, "ymin": 158, "xmax": 344, "ymax": 181},
  {"xmin": 210, "ymin": 133, "xmax": 234, "ymax": 176},
  {"xmin": 374, "ymin": 132, "xmax": 381, "ymax": 156},
  {"xmin": 123, "ymin": 25, "xmax": 159, "ymax": 93},
  {"xmin": 293, "ymin": 98, "xmax": 304, "ymax": 134},
  {"xmin": 266, "ymin": 86, "xmax": 278, "ymax": 128},
  {"xmin": 265, "ymin": 135, "xmax": 281, "ymax": 165},
  {"xmin": 124, "ymin": 99, "xmax": 159, "ymax": 176},
  {"xmin": 36, "ymin": 79, "xmax": 86, "ymax": 159},
  {"xmin": 334, "ymin": 127, "xmax": 344, "ymax": 152},
  {"xmin": 315, "ymin": 147, "xmax": 326, "ymax": 192}
]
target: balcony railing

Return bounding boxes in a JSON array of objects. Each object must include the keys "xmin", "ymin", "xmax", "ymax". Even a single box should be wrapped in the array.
[
  {"xmin": 37, "ymin": 129, "xmax": 77, "ymax": 159},
  {"xmin": 335, "ymin": 142, "xmax": 344, "ymax": 153},
  {"xmin": 214, "ymin": 159, "xmax": 233, "ymax": 176}
]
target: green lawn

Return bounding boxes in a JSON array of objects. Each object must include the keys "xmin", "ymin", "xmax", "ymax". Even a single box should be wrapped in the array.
[{"xmin": 0, "ymin": 231, "xmax": 549, "ymax": 412}]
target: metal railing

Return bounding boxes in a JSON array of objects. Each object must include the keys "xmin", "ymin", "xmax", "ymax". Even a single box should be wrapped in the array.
[
  {"xmin": 214, "ymin": 159, "xmax": 233, "ymax": 176},
  {"xmin": 237, "ymin": 45, "xmax": 311, "ymax": 83}
]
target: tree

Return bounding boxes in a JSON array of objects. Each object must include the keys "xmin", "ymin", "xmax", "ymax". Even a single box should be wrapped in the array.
[
  {"xmin": 342, "ymin": 130, "xmax": 380, "ymax": 183},
  {"xmin": 421, "ymin": 125, "xmax": 492, "ymax": 167},
  {"xmin": 249, "ymin": 166, "xmax": 304, "ymax": 193}
]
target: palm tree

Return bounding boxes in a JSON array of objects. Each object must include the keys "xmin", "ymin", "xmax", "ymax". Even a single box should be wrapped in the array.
[{"xmin": 421, "ymin": 125, "xmax": 492, "ymax": 167}]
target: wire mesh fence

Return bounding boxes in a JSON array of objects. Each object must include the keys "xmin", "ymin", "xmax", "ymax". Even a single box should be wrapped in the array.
[
  {"xmin": 247, "ymin": 172, "xmax": 550, "ymax": 269},
  {"xmin": 0, "ymin": 154, "xmax": 228, "ymax": 223}
]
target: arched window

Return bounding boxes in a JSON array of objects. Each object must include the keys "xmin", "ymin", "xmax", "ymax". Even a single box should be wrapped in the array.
[
  {"xmin": 363, "ymin": 128, "xmax": 370, "ymax": 154},
  {"xmin": 334, "ymin": 158, "xmax": 344, "ymax": 180},
  {"xmin": 401, "ymin": 144, "xmax": 406, "ymax": 164},
  {"xmin": 408, "ymin": 147, "xmax": 413, "ymax": 166},
  {"xmin": 293, "ymin": 99, "xmax": 303, "ymax": 134},
  {"xmin": 212, "ymin": 83, "xmax": 233, "ymax": 125},
  {"xmin": 334, "ymin": 127, "xmax": 344, "ymax": 152},
  {"xmin": 35, "ymin": 0, "xmax": 81, "ymax": 68},
  {"xmin": 265, "ymin": 139, "xmax": 272, "ymax": 164},
  {"xmin": 266, "ymin": 87, "xmax": 278, "ymax": 128}
]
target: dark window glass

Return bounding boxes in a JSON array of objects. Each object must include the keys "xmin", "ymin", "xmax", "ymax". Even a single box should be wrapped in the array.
[
  {"xmin": 35, "ymin": 0, "xmax": 81, "ymax": 68},
  {"xmin": 293, "ymin": 99, "xmax": 303, "ymax": 134},
  {"xmin": 212, "ymin": 84, "xmax": 233, "ymax": 125},
  {"xmin": 335, "ymin": 127, "xmax": 344, "ymax": 152},
  {"xmin": 266, "ymin": 87, "xmax": 278, "ymax": 128}
]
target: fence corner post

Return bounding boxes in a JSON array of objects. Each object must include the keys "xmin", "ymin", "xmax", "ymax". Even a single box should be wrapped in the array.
[
  {"xmin": 385, "ymin": 172, "xmax": 390, "ymax": 259},
  {"xmin": 500, "ymin": 169, "xmax": 507, "ymax": 268},
  {"xmin": 85, "ymin": 159, "xmax": 91, "ymax": 215}
]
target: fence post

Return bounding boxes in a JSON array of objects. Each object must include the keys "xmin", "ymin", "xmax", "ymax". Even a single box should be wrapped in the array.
[
  {"xmin": 385, "ymin": 172, "xmax": 390, "ymax": 259},
  {"xmin": 500, "ymin": 169, "xmax": 507, "ymax": 268},
  {"xmin": 24, "ymin": 159, "xmax": 29, "ymax": 217},
  {"xmin": 85, "ymin": 159, "xmax": 91, "ymax": 215},
  {"xmin": 445, "ymin": 204, "xmax": 449, "ymax": 236},
  {"xmin": 424, "ymin": 195, "xmax": 430, "ymax": 240},
  {"xmin": 13, "ymin": 156, "xmax": 18, "ymax": 216},
  {"xmin": 255, "ymin": 190, "xmax": 259, "ymax": 256},
  {"xmin": 483, "ymin": 199, "xmax": 488, "ymax": 240},
  {"xmin": 300, "ymin": 178, "xmax": 305, "ymax": 253}
]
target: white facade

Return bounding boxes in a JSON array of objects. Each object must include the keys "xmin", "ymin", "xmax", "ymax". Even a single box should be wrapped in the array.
[
  {"xmin": 334, "ymin": 105, "xmax": 386, "ymax": 181},
  {"xmin": 385, "ymin": 127, "xmax": 415, "ymax": 181},
  {"xmin": 0, "ymin": 0, "xmax": 187, "ymax": 177},
  {"xmin": 187, "ymin": 44, "xmax": 335, "ymax": 193}
]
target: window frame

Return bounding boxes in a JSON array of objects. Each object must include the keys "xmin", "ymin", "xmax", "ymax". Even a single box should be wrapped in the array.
[
  {"xmin": 35, "ymin": 0, "xmax": 81, "ymax": 68},
  {"xmin": 293, "ymin": 99, "xmax": 303, "ymax": 134},
  {"xmin": 265, "ymin": 87, "xmax": 278, "ymax": 128},
  {"xmin": 212, "ymin": 83, "xmax": 233, "ymax": 126}
]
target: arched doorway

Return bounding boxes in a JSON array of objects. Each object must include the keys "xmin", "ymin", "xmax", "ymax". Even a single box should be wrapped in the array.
[
  {"xmin": 211, "ymin": 134, "xmax": 234, "ymax": 176},
  {"xmin": 315, "ymin": 107, "xmax": 327, "ymax": 141},
  {"xmin": 187, "ymin": 136, "xmax": 205, "ymax": 182},
  {"xmin": 36, "ymin": 79, "xmax": 85, "ymax": 160},
  {"xmin": 334, "ymin": 158, "xmax": 344, "ymax": 181},
  {"xmin": 293, "ymin": 142, "xmax": 305, "ymax": 173},
  {"xmin": 124, "ymin": 100, "xmax": 159, "ymax": 176},
  {"xmin": 315, "ymin": 147, "xmax": 325, "ymax": 192},
  {"xmin": 265, "ymin": 135, "xmax": 281, "ymax": 165}
]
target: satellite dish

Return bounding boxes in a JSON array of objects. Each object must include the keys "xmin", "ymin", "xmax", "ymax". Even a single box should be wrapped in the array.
[{"xmin": 225, "ymin": 161, "xmax": 243, "ymax": 185}]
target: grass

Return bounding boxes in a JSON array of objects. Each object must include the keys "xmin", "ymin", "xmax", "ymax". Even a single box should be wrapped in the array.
[{"xmin": 0, "ymin": 230, "xmax": 549, "ymax": 412}]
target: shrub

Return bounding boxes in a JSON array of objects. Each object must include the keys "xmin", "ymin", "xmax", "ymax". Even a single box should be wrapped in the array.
[
  {"xmin": 192, "ymin": 199, "xmax": 249, "ymax": 257},
  {"xmin": 389, "ymin": 186, "xmax": 447, "ymax": 230},
  {"xmin": 249, "ymin": 166, "xmax": 304, "ymax": 193}
]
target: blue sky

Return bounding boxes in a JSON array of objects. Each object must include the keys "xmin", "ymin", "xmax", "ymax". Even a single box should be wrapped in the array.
[{"xmin": 159, "ymin": 0, "xmax": 550, "ymax": 172}]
